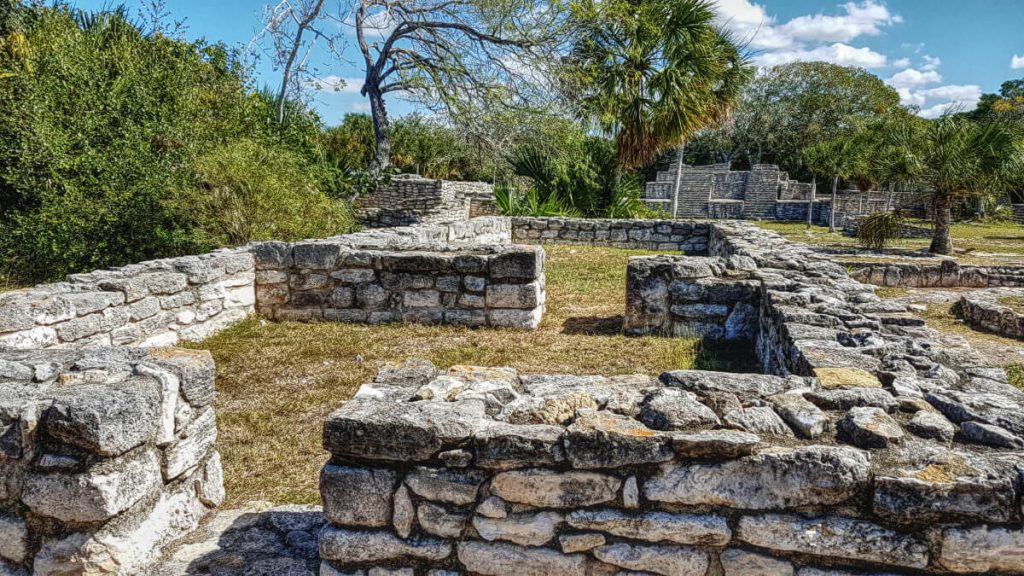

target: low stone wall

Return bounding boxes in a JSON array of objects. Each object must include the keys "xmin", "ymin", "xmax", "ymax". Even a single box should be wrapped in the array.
[
  {"xmin": 0, "ymin": 346, "xmax": 224, "ymax": 575},
  {"xmin": 0, "ymin": 249, "xmax": 255, "ymax": 350},
  {"xmin": 356, "ymin": 174, "xmax": 494, "ymax": 228},
  {"xmin": 252, "ymin": 243, "xmax": 546, "ymax": 329},
  {"xmin": 1013, "ymin": 204, "xmax": 1024, "ymax": 224},
  {"xmin": 511, "ymin": 217, "xmax": 709, "ymax": 253},
  {"xmin": 957, "ymin": 288, "xmax": 1024, "ymax": 340},
  {"xmin": 846, "ymin": 259, "xmax": 1024, "ymax": 288},
  {"xmin": 319, "ymin": 220, "xmax": 1024, "ymax": 574},
  {"xmin": 624, "ymin": 255, "xmax": 759, "ymax": 340}
]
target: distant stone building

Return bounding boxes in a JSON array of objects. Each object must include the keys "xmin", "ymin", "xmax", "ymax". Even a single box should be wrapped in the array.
[
  {"xmin": 356, "ymin": 174, "xmax": 498, "ymax": 228},
  {"xmin": 643, "ymin": 154, "xmax": 917, "ymax": 222}
]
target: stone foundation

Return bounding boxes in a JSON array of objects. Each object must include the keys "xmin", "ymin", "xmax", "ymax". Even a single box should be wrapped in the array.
[
  {"xmin": 847, "ymin": 259, "xmax": 1024, "ymax": 288},
  {"xmin": 319, "ymin": 220, "xmax": 1024, "ymax": 575},
  {"xmin": 956, "ymin": 288, "xmax": 1024, "ymax": 340},
  {"xmin": 0, "ymin": 249, "xmax": 255, "ymax": 350},
  {"xmin": 0, "ymin": 347, "xmax": 224, "ymax": 575},
  {"xmin": 624, "ymin": 255, "xmax": 759, "ymax": 340},
  {"xmin": 511, "ymin": 217, "xmax": 709, "ymax": 253},
  {"xmin": 356, "ymin": 175, "xmax": 495, "ymax": 228}
]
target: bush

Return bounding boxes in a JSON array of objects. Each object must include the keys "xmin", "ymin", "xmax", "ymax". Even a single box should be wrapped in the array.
[
  {"xmin": 856, "ymin": 210, "xmax": 907, "ymax": 250},
  {"xmin": 191, "ymin": 140, "xmax": 355, "ymax": 245}
]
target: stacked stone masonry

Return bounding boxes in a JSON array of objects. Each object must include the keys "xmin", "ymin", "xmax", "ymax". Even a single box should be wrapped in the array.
[
  {"xmin": 643, "ymin": 160, "xmax": 921, "ymax": 222},
  {"xmin": 956, "ymin": 288, "xmax": 1024, "ymax": 340},
  {"xmin": 320, "ymin": 218, "xmax": 1024, "ymax": 575},
  {"xmin": 357, "ymin": 174, "xmax": 496, "ymax": 228},
  {"xmin": 250, "ymin": 217, "xmax": 545, "ymax": 330},
  {"xmin": 511, "ymin": 217, "xmax": 710, "ymax": 253},
  {"xmin": 0, "ymin": 249, "xmax": 256, "ymax": 350},
  {"xmin": 847, "ymin": 259, "xmax": 1024, "ymax": 288},
  {"xmin": 0, "ymin": 346, "xmax": 224, "ymax": 575}
]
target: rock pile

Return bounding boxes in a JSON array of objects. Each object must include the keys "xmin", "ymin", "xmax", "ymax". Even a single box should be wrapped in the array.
[{"xmin": 956, "ymin": 288, "xmax": 1024, "ymax": 340}]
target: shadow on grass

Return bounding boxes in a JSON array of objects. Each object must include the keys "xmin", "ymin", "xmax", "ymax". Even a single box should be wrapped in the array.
[{"xmin": 561, "ymin": 315, "xmax": 624, "ymax": 335}]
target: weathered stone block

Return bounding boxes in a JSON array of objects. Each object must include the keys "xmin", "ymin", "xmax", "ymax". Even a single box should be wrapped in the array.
[
  {"xmin": 318, "ymin": 527, "xmax": 451, "ymax": 564},
  {"xmin": 939, "ymin": 525, "xmax": 1024, "ymax": 573},
  {"xmin": 456, "ymin": 541, "xmax": 585, "ymax": 576},
  {"xmin": 320, "ymin": 465, "xmax": 397, "ymax": 528},
  {"xmin": 42, "ymin": 378, "xmax": 160, "ymax": 456},
  {"xmin": 593, "ymin": 543, "xmax": 708, "ymax": 576},
  {"xmin": 565, "ymin": 509, "xmax": 731, "ymax": 546},
  {"xmin": 489, "ymin": 469, "xmax": 620, "ymax": 508}
]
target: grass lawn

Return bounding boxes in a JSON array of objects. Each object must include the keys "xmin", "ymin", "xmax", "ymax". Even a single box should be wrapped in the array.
[
  {"xmin": 756, "ymin": 220, "xmax": 1024, "ymax": 265},
  {"xmin": 187, "ymin": 244, "xmax": 757, "ymax": 505}
]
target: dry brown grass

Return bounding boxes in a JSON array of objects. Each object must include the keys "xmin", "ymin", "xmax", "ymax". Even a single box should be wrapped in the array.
[{"xmin": 187, "ymin": 244, "xmax": 758, "ymax": 505}]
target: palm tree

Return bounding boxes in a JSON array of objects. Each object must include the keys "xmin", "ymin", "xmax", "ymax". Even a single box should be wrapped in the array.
[
  {"xmin": 802, "ymin": 138, "xmax": 865, "ymax": 232},
  {"xmin": 905, "ymin": 116, "xmax": 1018, "ymax": 254},
  {"xmin": 563, "ymin": 0, "xmax": 751, "ymax": 173}
]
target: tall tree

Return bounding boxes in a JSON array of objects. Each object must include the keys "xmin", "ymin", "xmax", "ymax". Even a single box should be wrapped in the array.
[
  {"xmin": 899, "ymin": 116, "xmax": 1018, "ymax": 254},
  {"xmin": 802, "ymin": 138, "xmax": 865, "ymax": 232},
  {"xmin": 561, "ymin": 0, "xmax": 750, "ymax": 171},
  {"xmin": 350, "ymin": 0, "xmax": 563, "ymax": 170},
  {"xmin": 686, "ymin": 62, "xmax": 900, "ymax": 178}
]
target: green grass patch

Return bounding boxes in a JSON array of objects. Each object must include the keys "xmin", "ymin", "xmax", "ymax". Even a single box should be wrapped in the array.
[
  {"xmin": 187, "ymin": 244, "xmax": 757, "ymax": 505},
  {"xmin": 1008, "ymin": 365, "xmax": 1024, "ymax": 390}
]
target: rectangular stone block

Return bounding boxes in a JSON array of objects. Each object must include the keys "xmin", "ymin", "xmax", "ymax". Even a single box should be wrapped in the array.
[
  {"xmin": 163, "ymin": 407, "xmax": 217, "ymax": 480},
  {"xmin": 486, "ymin": 282, "xmax": 542, "ymax": 309},
  {"xmin": 43, "ymin": 378, "xmax": 160, "ymax": 457},
  {"xmin": 320, "ymin": 464, "xmax": 397, "ymax": 527}
]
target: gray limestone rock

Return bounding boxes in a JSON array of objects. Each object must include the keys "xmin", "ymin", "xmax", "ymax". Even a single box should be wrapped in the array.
[
  {"xmin": 660, "ymin": 370, "xmax": 793, "ymax": 397},
  {"xmin": 906, "ymin": 411, "xmax": 956, "ymax": 441},
  {"xmin": 644, "ymin": 446, "xmax": 870, "ymax": 509},
  {"xmin": 456, "ymin": 541, "xmax": 586, "ymax": 576},
  {"xmin": 392, "ymin": 485, "xmax": 414, "ymax": 539},
  {"xmin": 805, "ymin": 388, "xmax": 898, "ymax": 411},
  {"xmin": 959, "ymin": 421, "xmax": 1024, "ymax": 449},
  {"xmin": 559, "ymin": 533, "xmax": 605, "ymax": 554},
  {"xmin": 320, "ymin": 465, "xmax": 396, "ymax": 527},
  {"xmin": 472, "ymin": 422, "xmax": 565, "ymax": 470},
  {"xmin": 638, "ymin": 389, "xmax": 719, "ymax": 431},
  {"xmin": 565, "ymin": 509, "xmax": 730, "ymax": 546},
  {"xmin": 838, "ymin": 407, "xmax": 904, "ymax": 449},
  {"xmin": 668, "ymin": 430, "xmax": 760, "ymax": 458},
  {"xmin": 723, "ymin": 407, "xmax": 794, "ymax": 437},
  {"xmin": 404, "ymin": 467, "xmax": 486, "ymax": 505},
  {"xmin": 563, "ymin": 409, "xmax": 673, "ymax": 469},
  {"xmin": 417, "ymin": 502, "xmax": 467, "ymax": 538},
  {"xmin": 593, "ymin": 543, "xmax": 709, "ymax": 576},
  {"xmin": 768, "ymin": 394, "xmax": 828, "ymax": 438},
  {"xmin": 737, "ymin": 514, "xmax": 929, "ymax": 569},
  {"xmin": 939, "ymin": 525, "xmax": 1024, "ymax": 573},
  {"xmin": 719, "ymin": 549, "xmax": 794, "ymax": 576},
  {"xmin": 42, "ymin": 378, "xmax": 160, "ymax": 456},
  {"xmin": 473, "ymin": 511, "xmax": 563, "ymax": 546},
  {"xmin": 317, "ymin": 527, "xmax": 451, "ymax": 564},
  {"xmin": 489, "ymin": 469, "xmax": 620, "ymax": 508}
]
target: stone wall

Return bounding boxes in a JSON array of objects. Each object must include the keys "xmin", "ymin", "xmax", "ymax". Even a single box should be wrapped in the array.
[
  {"xmin": 624, "ymin": 255, "xmax": 759, "ymax": 340},
  {"xmin": 319, "ymin": 219, "xmax": 1024, "ymax": 575},
  {"xmin": 846, "ymin": 259, "xmax": 1024, "ymax": 288},
  {"xmin": 0, "ymin": 346, "xmax": 224, "ymax": 575},
  {"xmin": 956, "ymin": 288, "xmax": 1024, "ymax": 340},
  {"xmin": 0, "ymin": 249, "xmax": 255, "ymax": 350},
  {"xmin": 252, "ymin": 243, "xmax": 547, "ymax": 329},
  {"xmin": 511, "ymin": 217, "xmax": 709, "ymax": 253},
  {"xmin": 356, "ymin": 174, "xmax": 495, "ymax": 228},
  {"xmin": 1013, "ymin": 204, "xmax": 1024, "ymax": 224}
]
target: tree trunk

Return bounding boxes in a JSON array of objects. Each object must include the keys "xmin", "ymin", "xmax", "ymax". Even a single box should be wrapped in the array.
[
  {"xmin": 807, "ymin": 175, "xmax": 816, "ymax": 228},
  {"xmin": 829, "ymin": 175, "xmax": 838, "ymax": 232},
  {"xmin": 670, "ymin": 145, "xmax": 685, "ymax": 219},
  {"xmin": 368, "ymin": 86, "xmax": 391, "ymax": 172},
  {"xmin": 930, "ymin": 193, "xmax": 954, "ymax": 254}
]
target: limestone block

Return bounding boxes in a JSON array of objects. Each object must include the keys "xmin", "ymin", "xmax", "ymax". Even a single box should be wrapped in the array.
[
  {"xmin": 317, "ymin": 527, "xmax": 451, "ymax": 564},
  {"xmin": 489, "ymin": 469, "xmax": 620, "ymax": 508},
  {"xmin": 768, "ymin": 393, "xmax": 828, "ymax": 438},
  {"xmin": 638, "ymin": 389, "xmax": 719, "ymax": 431},
  {"xmin": 0, "ymin": 514, "xmax": 27, "ymax": 564},
  {"xmin": 644, "ymin": 446, "xmax": 870, "ymax": 508},
  {"xmin": 593, "ymin": 543, "xmax": 708, "ymax": 576},
  {"xmin": 720, "ymin": 549, "xmax": 794, "ymax": 576},
  {"xmin": 488, "ymin": 308, "xmax": 543, "ymax": 330},
  {"xmin": 838, "ymin": 407, "xmax": 904, "ymax": 448},
  {"xmin": 22, "ymin": 448, "xmax": 161, "ymax": 523},
  {"xmin": 559, "ymin": 533, "xmax": 604, "ymax": 554},
  {"xmin": 737, "ymin": 514, "xmax": 929, "ymax": 569},
  {"xmin": 456, "ymin": 541, "xmax": 586, "ymax": 576},
  {"xmin": 565, "ymin": 509, "xmax": 731, "ymax": 546},
  {"xmin": 563, "ymin": 409, "xmax": 673, "ymax": 468},
  {"xmin": 320, "ymin": 465, "xmax": 397, "ymax": 527},
  {"xmin": 417, "ymin": 502, "xmax": 467, "ymax": 538},
  {"xmin": 392, "ymin": 485, "xmax": 414, "ymax": 539},
  {"xmin": 473, "ymin": 511, "xmax": 563, "ymax": 546},
  {"xmin": 42, "ymin": 377, "xmax": 160, "ymax": 456},
  {"xmin": 472, "ymin": 422, "xmax": 565, "ymax": 470},
  {"xmin": 163, "ymin": 407, "xmax": 217, "ymax": 479},
  {"xmin": 404, "ymin": 467, "xmax": 486, "ymax": 505},
  {"xmin": 939, "ymin": 525, "xmax": 1024, "ymax": 573},
  {"xmin": 667, "ymin": 429, "xmax": 760, "ymax": 457},
  {"xmin": 485, "ymin": 282, "xmax": 543, "ymax": 309}
]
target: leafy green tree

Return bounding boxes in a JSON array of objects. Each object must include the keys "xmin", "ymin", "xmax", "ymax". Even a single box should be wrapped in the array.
[
  {"xmin": 802, "ymin": 137, "xmax": 867, "ymax": 231},
  {"xmin": 896, "ymin": 116, "xmax": 1019, "ymax": 254},
  {"xmin": 688, "ymin": 62, "xmax": 901, "ymax": 178},
  {"xmin": 562, "ymin": 0, "xmax": 750, "ymax": 172}
]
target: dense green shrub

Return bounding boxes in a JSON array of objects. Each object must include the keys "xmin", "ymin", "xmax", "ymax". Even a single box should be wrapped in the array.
[
  {"xmin": 856, "ymin": 210, "xmax": 907, "ymax": 250},
  {"xmin": 0, "ymin": 5, "xmax": 347, "ymax": 282},
  {"xmin": 191, "ymin": 139, "xmax": 354, "ymax": 245}
]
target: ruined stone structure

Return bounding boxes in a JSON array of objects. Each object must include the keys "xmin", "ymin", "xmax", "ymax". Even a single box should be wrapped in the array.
[
  {"xmin": 1014, "ymin": 204, "xmax": 1024, "ymax": 224},
  {"xmin": 356, "ymin": 174, "xmax": 496, "ymax": 228},
  {"xmin": 318, "ymin": 219, "xmax": 1024, "ymax": 575},
  {"xmin": 957, "ymin": 288, "xmax": 1024, "ymax": 340},
  {"xmin": 0, "ymin": 347, "xmax": 223, "ymax": 575},
  {"xmin": 3, "ymin": 212, "xmax": 1023, "ymax": 574},
  {"xmin": 644, "ymin": 161, "xmax": 919, "ymax": 222},
  {"xmin": 847, "ymin": 259, "xmax": 1024, "ymax": 288}
]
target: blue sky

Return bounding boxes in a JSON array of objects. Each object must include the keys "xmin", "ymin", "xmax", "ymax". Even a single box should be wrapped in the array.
[{"xmin": 70, "ymin": 0, "xmax": 1024, "ymax": 125}]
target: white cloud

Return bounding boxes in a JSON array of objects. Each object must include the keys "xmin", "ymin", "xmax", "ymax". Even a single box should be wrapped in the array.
[
  {"xmin": 918, "ymin": 84, "xmax": 982, "ymax": 103},
  {"xmin": 896, "ymin": 87, "xmax": 925, "ymax": 107},
  {"xmin": 714, "ymin": 0, "xmax": 793, "ymax": 49},
  {"xmin": 352, "ymin": 102, "xmax": 372, "ymax": 112},
  {"xmin": 919, "ymin": 101, "xmax": 962, "ymax": 119},
  {"xmin": 778, "ymin": 1, "xmax": 901, "ymax": 43},
  {"xmin": 885, "ymin": 68, "xmax": 942, "ymax": 89},
  {"xmin": 921, "ymin": 54, "xmax": 941, "ymax": 71},
  {"xmin": 753, "ymin": 42, "xmax": 888, "ymax": 68},
  {"xmin": 1012, "ymin": 54, "xmax": 1024, "ymax": 69},
  {"xmin": 306, "ymin": 76, "xmax": 363, "ymax": 94},
  {"xmin": 891, "ymin": 57, "xmax": 910, "ymax": 68}
]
